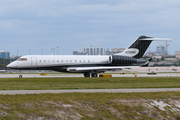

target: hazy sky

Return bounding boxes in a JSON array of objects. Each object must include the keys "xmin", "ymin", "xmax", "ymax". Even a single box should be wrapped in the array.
[{"xmin": 0, "ymin": 0, "xmax": 180, "ymax": 56}]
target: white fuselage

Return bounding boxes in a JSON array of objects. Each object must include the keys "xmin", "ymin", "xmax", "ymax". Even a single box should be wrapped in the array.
[{"xmin": 8, "ymin": 55, "xmax": 110, "ymax": 69}]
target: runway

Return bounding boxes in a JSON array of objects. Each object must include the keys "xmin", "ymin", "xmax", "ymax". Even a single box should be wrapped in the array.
[
  {"xmin": 1, "ymin": 88, "xmax": 180, "ymax": 95},
  {"xmin": 0, "ymin": 72, "xmax": 180, "ymax": 78}
]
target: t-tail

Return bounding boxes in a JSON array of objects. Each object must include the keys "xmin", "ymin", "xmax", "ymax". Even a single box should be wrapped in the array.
[{"xmin": 115, "ymin": 35, "xmax": 173, "ymax": 58}]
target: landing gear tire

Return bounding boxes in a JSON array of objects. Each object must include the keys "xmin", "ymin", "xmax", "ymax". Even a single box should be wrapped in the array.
[
  {"xmin": 84, "ymin": 73, "xmax": 90, "ymax": 77},
  {"xmin": 19, "ymin": 75, "xmax": 23, "ymax": 78},
  {"xmin": 91, "ymin": 73, "xmax": 98, "ymax": 77}
]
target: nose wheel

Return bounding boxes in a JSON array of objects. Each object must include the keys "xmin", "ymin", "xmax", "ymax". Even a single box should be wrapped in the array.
[
  {"xmin": 19, "ymin": 75, "xmax": 23, "ymax": 78},
  {"xmin": 19, "ymin": 70, "xmax": 23, "ymax": 78}
]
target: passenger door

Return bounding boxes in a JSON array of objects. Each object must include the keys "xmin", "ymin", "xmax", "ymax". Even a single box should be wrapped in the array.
[{"xmin": 31, "ymin": 57, "xmax": 37, "ymax": 68}]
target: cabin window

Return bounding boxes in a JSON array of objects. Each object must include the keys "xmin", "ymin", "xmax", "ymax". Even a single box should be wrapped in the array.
[
  {"xmin": 17, "ymin": 58, "xmax": 27, "ymax": 61},
  {"xmin": 48, "ymin": 60, "xmax": 50, "ymax": 62},
  {"xmin": 44, "ymin": 60, "xmax": 46, "ymax": 62},
  {"xmin": 84, "ymin": 60, "xmax": 85, "ymax": 62},
  {"xmin": 70, "ymin": 60, "xmax": 72, "ymax": 62},
  {"xmin": 53, "ymin": 60, "xmax": 54, "ymax": 62},
  {"xmin": 57, "ymin": 60, "xmax": 59, "ymax": 62},
  {"xmin": 79, "ymin": 60, "xmax": 81, "ymax": 62},
  {"xmin": 88, "ymin": 60, "xmax": 90, "ymax": 62},
  {"xmin": 21, "ymin": 58, "xmax": 27, "ymax": 61},
  {"xmin": 39, "ymin": 60, "xmax": 41, "ymax": 62},
  {"xmin": 61, "ymin": 60, "xmax": 63, "ymax": 62},
  {"xmin": 75, "ymin": 60, "xmax": 77, "ymax": 62},
  {"xmin": 66, "ymin": 60, "xmax": 68, "ymax": 62}
]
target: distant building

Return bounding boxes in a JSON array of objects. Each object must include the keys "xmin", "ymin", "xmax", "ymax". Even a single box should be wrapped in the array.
[
  {"xmin": 105, "ymin": 48, "xmax": 125, "ymax": 55},
  {"xmin": 165, "ymin": 55, "xmax": 176, "ymax": 61},
  {"xmin": 0, "ymin": 51, "xmax": 10, "ymax": 59},
  {"xmin": 74, "ymin": 47, "xmax": 125, "ymax": 55},
  {"xmin": 111, "ymin": 48, "xmax": 119, "ymax": 53},
  {"xmin": 10, "ymin": 55, "xmax": 20, "ymax": 60},
  {"xmin": 105, "ymin": 48, "xmax": 111, "ymax": 55},
  {"xmin": 84, "ymin": 47, "xmax": 94, "ymax": 55},
  {"xmin": 152, "ymin": 55, "xmax": 162, "ymax": 59},
  {"xmin": 111, "ymin": 48, "xmax": 125, "ymax": 54},
  {"xmin": 152, "ymin": 55, "xmax": 176, "ymax": 61},
  {"xmin": 175, "ymin": 51, "xmax": 180, "ymax": 58},
  {"xmin": 94, "ymin": 47, "xmax": 105, "ymax": 55},
  {"xmin": 155, "ymin": 46, "xmax": 166, "ymax": 56},
  {"xmin": 84, "ymin": 47, "xmax": 105, "ymax": 55},
  {"xmin": 145, "ymin": 51, "xmax": 155, "ymax": 56},
  {"xmin": 73, "ymin": 51, "xmax": 87, "ymax": 55}
]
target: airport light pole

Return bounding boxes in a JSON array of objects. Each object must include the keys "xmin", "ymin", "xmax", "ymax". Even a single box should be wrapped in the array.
[
  {"xmin": 54, "ymin": 48, "xmax": 55, "ymax": 55},
  {"xmin": 41, "ymin": 48, "xmax": 43, "ymax": 55},
  {"xmin": 3, "ymin": 56, "xmax": 6, "ymax": 65},
  {"xmin": 29, "ymin": 49, "xmax": 31, "ymax": 55},
  {"xmin": 51, "ymin": 48, "xmax": 53, "ymax": 55},
  {"xmin": 57, "ymin": 46, "xmax": 59, "ymax": 55}
]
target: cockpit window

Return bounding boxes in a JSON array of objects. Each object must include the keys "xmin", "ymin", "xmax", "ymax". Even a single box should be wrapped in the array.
[{"xmin": 17, "ymin": 58, "xmax": 27, "ymax": 61}]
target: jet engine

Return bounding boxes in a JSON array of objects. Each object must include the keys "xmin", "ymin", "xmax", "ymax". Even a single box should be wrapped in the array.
[{"xmin": 110, "ymin": 55, "xmax": 137, "ymax": 65}]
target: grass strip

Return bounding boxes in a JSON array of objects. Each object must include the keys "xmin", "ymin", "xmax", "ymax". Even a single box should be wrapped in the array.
[
  {"xmin": 0, "ymin": 77, "xmax": 180, "ymax": 90},
  {"xmin": 0, "ymin": 92, "xmax": 180, "ymax": 119}
]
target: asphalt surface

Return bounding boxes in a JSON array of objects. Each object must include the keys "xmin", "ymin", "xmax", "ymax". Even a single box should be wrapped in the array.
[
  {"xmin": 0, "ymin": 73, "xmax": 180, "ymax": 78},
  {"xmin": 1, "ymin": 88, "xmax": 180, "ymax": 95}
]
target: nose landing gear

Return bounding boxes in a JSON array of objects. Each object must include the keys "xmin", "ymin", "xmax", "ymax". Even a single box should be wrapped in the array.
[
  {"xmin": 19, "ymin": 75, "xmax": 23, "ymax": 78},
  {"xmin": 19, "ymin": 70, "xmax": 23, "ymax": 78}
]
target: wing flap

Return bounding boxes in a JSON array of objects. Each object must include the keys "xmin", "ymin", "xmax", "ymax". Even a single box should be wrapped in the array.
[{"xmin": 67, "ymin": 66, "xmax": 139, "ymax": 72}]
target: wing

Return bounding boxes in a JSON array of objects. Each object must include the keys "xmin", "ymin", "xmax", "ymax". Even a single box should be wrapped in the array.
[{"xmin": 67, "ymin": 66, "xmax": 139, "ymax": 73}]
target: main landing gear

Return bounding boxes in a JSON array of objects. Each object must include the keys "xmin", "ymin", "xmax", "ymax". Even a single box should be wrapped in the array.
[
  {"xmin": 84, "ymin": 73, "xmax": 90, "ymax": 77},
  {"xmin": 91, "ymin": 73, "xmax": 98, "ymax": 77},
  {"xmin": 83, "ymin": 73, "xmax": 98, "ymax": 77}
]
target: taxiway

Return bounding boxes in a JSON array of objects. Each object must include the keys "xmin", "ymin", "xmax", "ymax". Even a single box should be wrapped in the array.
[
  {"xmin": 1, "ymin": 88, "xmax": 180, "ymax": 95},
  {"xmin": 0, "ymin": 73, "xmax": 180, "ymax": 78}
]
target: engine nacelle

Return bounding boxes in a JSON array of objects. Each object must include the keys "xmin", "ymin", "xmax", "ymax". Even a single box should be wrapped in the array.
[{"xmin": 110, "ymin": 55, "xmax": 137, "ymax": 65}]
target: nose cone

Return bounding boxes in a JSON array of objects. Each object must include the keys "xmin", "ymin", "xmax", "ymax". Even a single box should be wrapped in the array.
[{"xmin": 7, "ymin": 62, "xmax": 16, "ymax": 69}]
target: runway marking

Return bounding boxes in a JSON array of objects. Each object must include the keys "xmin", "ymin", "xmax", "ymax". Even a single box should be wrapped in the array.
[{"xmin": 1, "ymin": 88, "xmax": 180, "ymax": 95}]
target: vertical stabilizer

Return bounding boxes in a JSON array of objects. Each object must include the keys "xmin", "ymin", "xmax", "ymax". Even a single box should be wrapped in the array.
[{"xmin": 115, "ymin": 35, "xmax": 173, "ymax": 59}]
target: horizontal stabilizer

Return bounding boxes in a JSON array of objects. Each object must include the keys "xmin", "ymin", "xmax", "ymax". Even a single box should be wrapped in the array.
[{"xmin": 139, "ymin": 38, "xmax": 174, "ymax": 41}]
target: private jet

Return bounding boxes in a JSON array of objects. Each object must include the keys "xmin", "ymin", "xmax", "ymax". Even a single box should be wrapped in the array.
[{"xmin": 7, "ymin": 36, "xmax": 172, "ymax": 78}]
